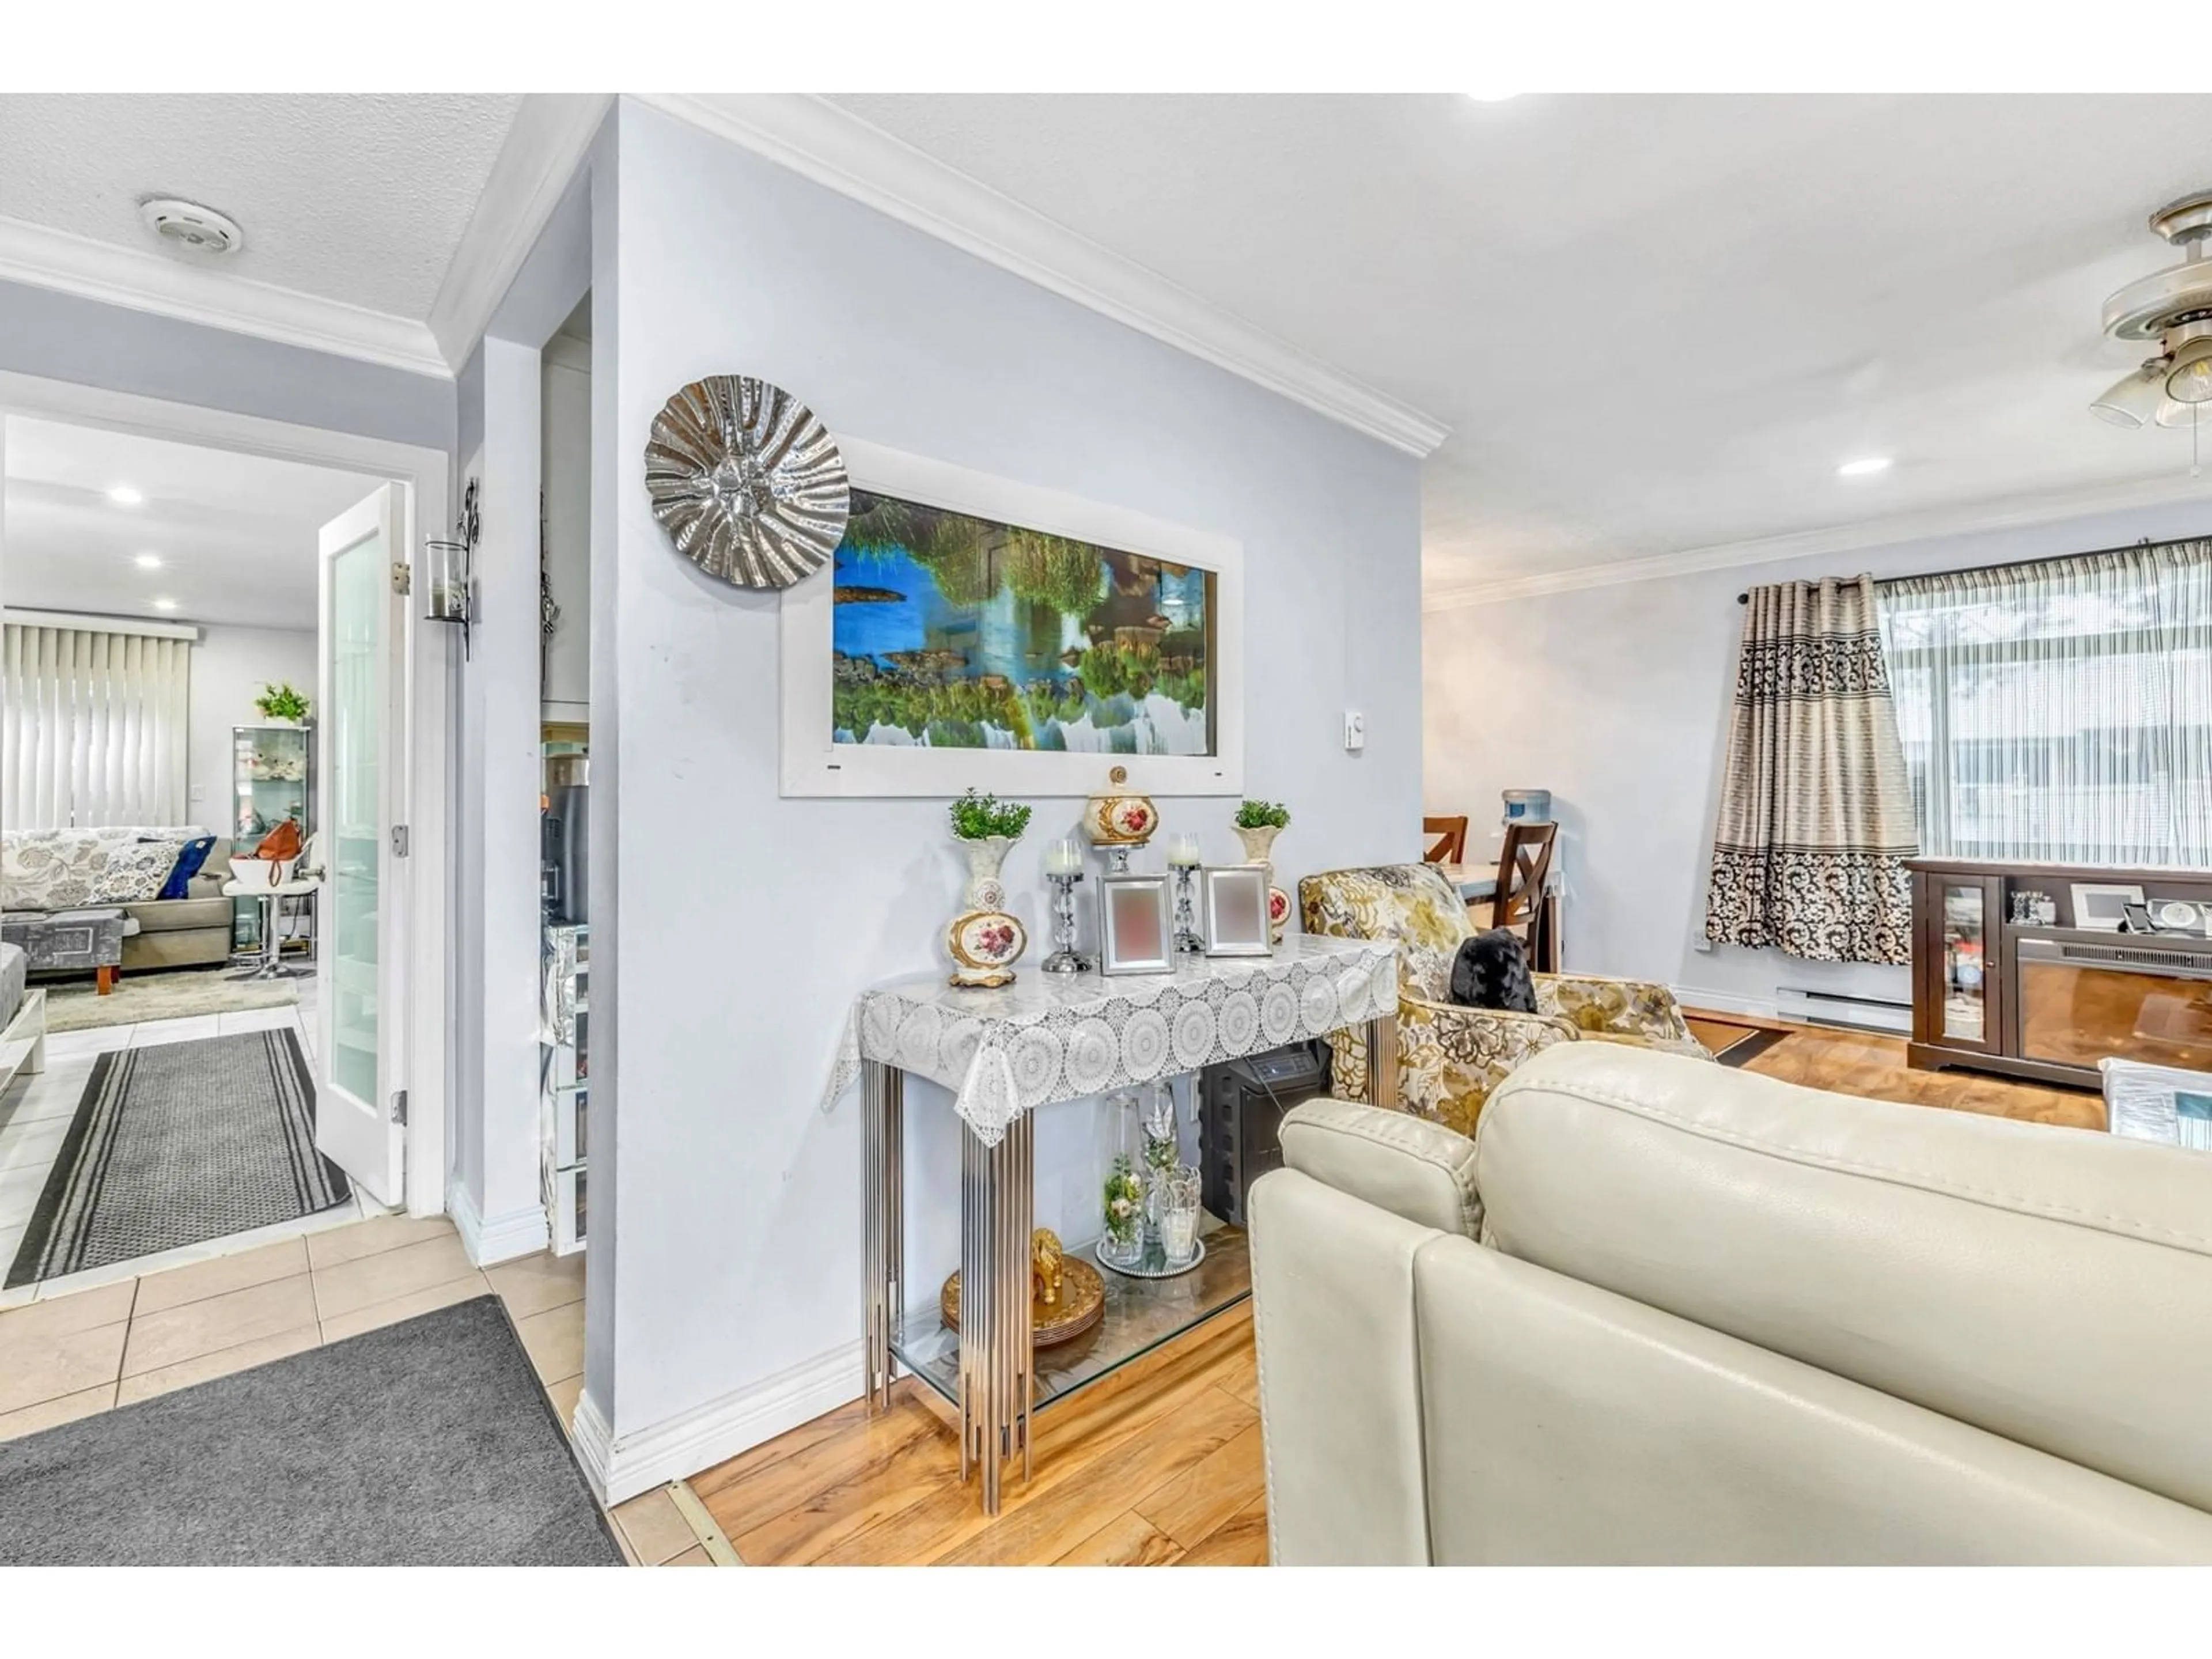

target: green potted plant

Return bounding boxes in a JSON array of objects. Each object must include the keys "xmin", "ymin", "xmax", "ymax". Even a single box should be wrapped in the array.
[
  {"xmin": 1232, "ymin": 798, "xmax": 1290, "ymax": 865},
  {"xmin": 253, "ymin": 683, "xmax": 311, "ymax": 725}
]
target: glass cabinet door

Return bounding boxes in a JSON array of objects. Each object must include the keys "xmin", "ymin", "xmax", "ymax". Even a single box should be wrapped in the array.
[{"xmin": 1938, "ymin": 881, "xmax": 1990, "ymax": 1044}]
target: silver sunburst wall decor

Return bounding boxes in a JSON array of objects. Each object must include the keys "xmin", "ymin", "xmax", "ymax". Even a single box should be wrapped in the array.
[{"xmin": 643, "ymin": 374, "xmax": 850, "ymax": 589}]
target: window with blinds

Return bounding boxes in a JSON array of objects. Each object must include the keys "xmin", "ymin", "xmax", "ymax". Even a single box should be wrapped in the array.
[
  {"xmin": 1, "ymin": 619, "xmax": 193, "ymax": 831},
  {"xmin": 1877, "ymin": 541, "xmax": 2212, "ymax": 868}
]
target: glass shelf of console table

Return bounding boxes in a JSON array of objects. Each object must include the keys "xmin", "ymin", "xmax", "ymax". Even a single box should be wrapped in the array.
[{"xmin": 889, "ymin": 1214, "xmax": 1249, "ymax": 1412}]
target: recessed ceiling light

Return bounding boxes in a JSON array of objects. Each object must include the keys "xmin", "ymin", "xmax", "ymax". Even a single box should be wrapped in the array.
[
  {"xmin": 1837, "ymin": 456, "xmax": 1893, "ymax": 477},
  {"xmin": 134, "ymin": 552, "xmax": 164, "ymax": 570},
  {"xmin": 150, "ymin": 598, "xmax": 179, "ymax": 612},
  {"xmin": 108, "ymin": 484, "xmax": 144, "ymax": 506}
]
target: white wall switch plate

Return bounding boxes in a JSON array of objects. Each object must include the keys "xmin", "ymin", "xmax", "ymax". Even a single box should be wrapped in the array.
[{"xmin": 1343, "ymin": 710, "xmax": 1366, "ymax": 752}]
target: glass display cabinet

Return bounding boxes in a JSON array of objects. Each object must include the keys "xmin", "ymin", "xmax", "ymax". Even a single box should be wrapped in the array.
[{"xmin": 230, "ymin": 724, "xmax": 315, "ymax": 953}]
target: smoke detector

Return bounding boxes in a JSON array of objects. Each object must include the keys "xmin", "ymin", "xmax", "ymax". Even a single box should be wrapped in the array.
[{"xmin": 139, "ymin": 198, "xmax": 243, "ymax": 256}]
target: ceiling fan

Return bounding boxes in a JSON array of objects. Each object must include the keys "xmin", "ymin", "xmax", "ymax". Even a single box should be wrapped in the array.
[{"xmin": 2092, "ymin": 189, "xmax": 2212, "ymax": 444}]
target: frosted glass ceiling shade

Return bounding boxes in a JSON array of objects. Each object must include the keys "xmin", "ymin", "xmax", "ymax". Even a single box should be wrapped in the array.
[
  {"xmin": 2154, "ymin": 397, "xmax": 2208, "ymax": 429},
  {"xmin": 2166, "ymin": 335, "xmax": 2212, "ymax": 403},
  {"xmin": 2090, "ymin": 359, "xmax": 2170, "ymax": 427}
]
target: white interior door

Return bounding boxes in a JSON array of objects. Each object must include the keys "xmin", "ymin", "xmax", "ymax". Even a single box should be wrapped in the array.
[{"xmin": 315, "ymin": 483, "xmax": 408, "ymax": 1204}]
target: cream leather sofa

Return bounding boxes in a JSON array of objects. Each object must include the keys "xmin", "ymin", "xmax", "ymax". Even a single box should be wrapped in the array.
[{"xmin": 1248, "ymin": 1043, "xmax": 2212, "ymax": 1565}]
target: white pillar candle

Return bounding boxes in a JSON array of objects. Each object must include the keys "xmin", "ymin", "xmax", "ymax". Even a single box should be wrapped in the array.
[
  {"xmin": 1167, "ymin": 832, "xmax": 1202, "ymax": 869},
  {"xmin": 1044, "ymin": 838, "xmax": 1084, "ymax": 877}
]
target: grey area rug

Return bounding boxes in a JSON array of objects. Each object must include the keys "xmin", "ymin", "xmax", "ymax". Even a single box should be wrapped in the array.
[
  {"xmin": 6, "ymin": 1030, "xmax": 349, "ymax": 1288},
  {"xmin": 0, "ymin": 1296, "xmax": 623, "ymax": 1565},
  {"xmin": 44, "ymin": 969, "xmax": 298, "ymax": 1033}
]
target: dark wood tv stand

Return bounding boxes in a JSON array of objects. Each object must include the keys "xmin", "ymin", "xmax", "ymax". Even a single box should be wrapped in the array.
[{"xmin": 1908, "ymin": 858, "xmax": 2212, "ymax": 1090}]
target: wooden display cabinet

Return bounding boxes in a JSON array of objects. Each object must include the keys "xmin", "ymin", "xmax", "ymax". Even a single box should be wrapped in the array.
[{"xmin": 1908, "ymin": 858, "xmax": 2212, "ymax": 1089}]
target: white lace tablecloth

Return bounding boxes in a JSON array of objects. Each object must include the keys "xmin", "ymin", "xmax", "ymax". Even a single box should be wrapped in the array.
[{"xmin": 824, "ymin": 935, "xmax": 1398, "ymax": 1146}]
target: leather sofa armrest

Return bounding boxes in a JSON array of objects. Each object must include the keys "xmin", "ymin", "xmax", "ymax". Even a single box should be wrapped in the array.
[{"xmin": 1279, "ymin": 1096, "xmax": 1483, "ymax": 1237}]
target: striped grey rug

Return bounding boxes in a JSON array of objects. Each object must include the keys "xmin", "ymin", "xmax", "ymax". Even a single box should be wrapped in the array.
[{"xmin": 5, "ymin": 1030, "xmax": 350, "ymax": 1288}]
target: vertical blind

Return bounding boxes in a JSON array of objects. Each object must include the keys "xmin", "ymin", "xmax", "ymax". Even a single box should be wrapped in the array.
[
  {"xmin": 2, "ymin": 621, "xmax": 192, "ymax": 831},
  {"xmin": 1877, "ymin": 540, "xmax": 2212, "ymax": 868}
]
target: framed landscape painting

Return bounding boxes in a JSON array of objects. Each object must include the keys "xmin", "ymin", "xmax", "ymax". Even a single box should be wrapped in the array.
[{"xmin": 781, "ymin": 440, "xmax": 1243, "ymax": 798}]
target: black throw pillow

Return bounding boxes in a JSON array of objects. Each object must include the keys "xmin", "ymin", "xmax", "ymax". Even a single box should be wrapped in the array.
[{"xmin": 1448, "ymin": 929, "xmax": 1537, "ymax": 1013}]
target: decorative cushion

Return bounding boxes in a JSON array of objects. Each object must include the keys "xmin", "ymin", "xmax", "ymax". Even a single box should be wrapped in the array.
[
  {"xmin": 81, "ymin": 838, "xmax": 187, "ymax": 904},
  {"xmin": 1448, "ymin": 930, "xmax": 1537, "ymax": 1012},
  {"xmin": 150, "ymin": 834, "xmax": 218, "ymax": 901}
]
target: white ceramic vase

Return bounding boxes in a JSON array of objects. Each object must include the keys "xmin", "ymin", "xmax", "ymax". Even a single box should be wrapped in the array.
[{"xmin": 946, "ymin": 834, "xmax": 1028, "ymax": 988}]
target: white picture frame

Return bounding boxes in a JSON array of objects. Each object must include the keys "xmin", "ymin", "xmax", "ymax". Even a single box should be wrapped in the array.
[
  {"xmin": 1099, "ymin": 873, "xmax": 1175, "ymax": 976},
  {"xmin": 2069, "ymin": 882, "xmax": 2145, "ymax": 932},
  {"xmin": 1199, "ymin": 865, "xmax": 1272, "ymax": 957},
  {"xmin": 779, "ymin": 437, "xmax": 1244, "ymax": 799}
]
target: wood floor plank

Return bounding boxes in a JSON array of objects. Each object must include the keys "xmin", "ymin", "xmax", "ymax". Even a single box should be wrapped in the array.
[
  {"xmin": 1054, "ymin": 1510, "xmax": 1185, "ymax": 1566},
  {"xmin": 933, "ymin": 1384, "xmax": 1255, "ymax": 1566},
  {"xmin": 696, "ymin": 1387, "xmax": 944, "ymax": 1542},
  {"xmin": 732, "ymin": 1401, "xmax": 965, "ymax": 1566},
  {"xmin": 1173, "ymin": 1491, "xmax": 1270, "ymax": 1566},
  {"xmin": 1135, "ymin": 1419, "xmax": 1267, "ymax": 1550}
]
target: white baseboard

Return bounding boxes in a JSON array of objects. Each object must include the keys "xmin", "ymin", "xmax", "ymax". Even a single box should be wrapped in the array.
[
  {"xmin": 569, "ymin": 1339, "xmax": 863, "ymax": 1506},
  {"xmin": 1670, "ymin": 986, "xmax": 1780, "ymax": 1021},
  {"xmin": 446, "ymin": 1179, "xmax": 551, "ymax": 1267}
]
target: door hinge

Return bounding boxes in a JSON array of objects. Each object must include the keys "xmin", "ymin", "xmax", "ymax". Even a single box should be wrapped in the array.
[
  {"xmin": 391, "ymin": 559, "xmax": 412, "ymax": 596},
  {"xmin": 390, "ymin": 1089, "xmax": 408, "ymax": 1125},
  {"xmin": 391, "ymin": 824, "xmax": 410, "ymax": 858}
]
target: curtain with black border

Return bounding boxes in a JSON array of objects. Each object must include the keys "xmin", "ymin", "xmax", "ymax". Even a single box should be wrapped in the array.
[{"xmin": 1703, "ymin": 575, "xmax": 1918, "ymax": 964}]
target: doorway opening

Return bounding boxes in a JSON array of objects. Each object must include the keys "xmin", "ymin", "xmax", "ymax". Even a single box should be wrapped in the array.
[{"xmin": 0, "ymin": 412, "xmax": 415, "ymax": 1302}]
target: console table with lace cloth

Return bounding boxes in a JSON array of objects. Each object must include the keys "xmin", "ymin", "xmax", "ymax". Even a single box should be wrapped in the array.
[{"xmin": 825, "ymin": 933, "xmax": 1399, "ymax": 1514}]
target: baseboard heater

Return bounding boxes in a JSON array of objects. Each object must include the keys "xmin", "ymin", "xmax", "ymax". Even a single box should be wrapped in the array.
[{"xmin": 1775, "ymin": 985, "xmax": 1913, "ymax": 1036}]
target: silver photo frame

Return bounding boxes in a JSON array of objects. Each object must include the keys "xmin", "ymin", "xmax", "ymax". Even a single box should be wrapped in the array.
[
  {"xmin": 1200, "ymin": 865, "xmax": 1272, "ymax": 956},
  {"xmin": 2070, "ymin": 882, "xmax": 2145, "ymax": 933},
  {"xmin": 1099, "ymin": 874, "xmax": 1174, "ymax": 975}
]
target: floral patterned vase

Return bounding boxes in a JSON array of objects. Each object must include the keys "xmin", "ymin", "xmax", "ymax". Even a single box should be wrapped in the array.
[
  {"xmin": 1083, "ymin": 766, "xmax": 1157, "ymax": 874},
  {"xmin": 1268, "ymin": 884, "xmax": 1291, "ymax": 945},
  {"xmin": 946, "ymin": 834, "xmax": 1028, "ymax": 988}
]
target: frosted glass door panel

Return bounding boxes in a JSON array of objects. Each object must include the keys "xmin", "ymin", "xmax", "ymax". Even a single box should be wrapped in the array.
[{"xmin": 331, "ymin": 533, "xmax": 382, "ymax": 1107}]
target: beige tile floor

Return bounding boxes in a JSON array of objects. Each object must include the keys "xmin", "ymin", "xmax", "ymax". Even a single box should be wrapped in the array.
[{"xmin": 0, "ymin": 1202, "xmax": 734, "ymax": 1565}]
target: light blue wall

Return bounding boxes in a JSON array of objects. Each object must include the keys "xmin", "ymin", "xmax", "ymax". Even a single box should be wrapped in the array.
[
  {"xmin": 589, "ymin": 99, "xmax": 1423, "ymax": 1449},
  {"xmin": 0, "ymin": 278, "xmax": 454, "ymax": 452}
]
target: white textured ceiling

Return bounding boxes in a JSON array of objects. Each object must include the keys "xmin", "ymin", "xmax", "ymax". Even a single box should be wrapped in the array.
[
  {"xmin": 3, "ymin": 417, "xmax": 383, "ymax": 631},
  {"xmin": 827, "ymin": 94, "xmax": 2212, "ymax": 595},
  {"xmin": 0, "ymin": 94, "xmax": 520, "ymax": 320}
]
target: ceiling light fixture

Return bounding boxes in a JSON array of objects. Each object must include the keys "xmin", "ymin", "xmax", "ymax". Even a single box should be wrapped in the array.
[
  {"xmin": 1837, "ymin": 456, "xmax": 1892, "ymax": 477},
  {"xmin": 2094, "ymin": 189, "xmax": 2212, "ymax": 473},
  {"xmin": 134, "ymin": 553, "xmax": 164, "ymax": 569},
  {"xmin": 107, "ymin": 484, "xmax": 143, "ymax": 506},
  {"xmin": 150, "ymin": 597, "xmax": 179, "ymax": 612}
]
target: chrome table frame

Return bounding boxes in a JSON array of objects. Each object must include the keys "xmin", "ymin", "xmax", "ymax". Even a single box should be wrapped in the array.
[{"xmin": 859, "ymin": 1009, "xmax": 1399, "ymax": 1516}]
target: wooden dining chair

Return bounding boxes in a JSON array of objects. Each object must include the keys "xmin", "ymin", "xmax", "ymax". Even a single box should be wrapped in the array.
[
  {"xmin": 1494, "ymin": 820, "xmax": 1560, "ymax": 969},
  {"xmin": 1423, "ymin": 816, "xmax": 1469, "ymax": 864}
]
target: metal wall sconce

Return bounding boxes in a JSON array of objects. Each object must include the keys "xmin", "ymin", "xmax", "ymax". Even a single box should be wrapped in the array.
[{"xmin": 423, "ymin": 477, "xmax": 480, "ymax": 660}]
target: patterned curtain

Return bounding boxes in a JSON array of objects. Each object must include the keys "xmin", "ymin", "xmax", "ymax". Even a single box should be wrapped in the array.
[{"xmin": 1704, "ymin": 575, "xmax": 1918, "ymax": 964}]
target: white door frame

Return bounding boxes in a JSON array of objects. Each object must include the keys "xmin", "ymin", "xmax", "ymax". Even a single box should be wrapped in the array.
[{"xmin": 0, "ymin": 368, "xmax": 455, "ymax": 1217}]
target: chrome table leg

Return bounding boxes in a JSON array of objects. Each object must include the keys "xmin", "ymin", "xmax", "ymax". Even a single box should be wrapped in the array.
[
  {"xmin": 861, "ymin": 1061, "xmax": 904, "ymax": 1411},
  {"xmin": 959, "ymin": 1110, "xmax": 1033, "ymax": 1514}
]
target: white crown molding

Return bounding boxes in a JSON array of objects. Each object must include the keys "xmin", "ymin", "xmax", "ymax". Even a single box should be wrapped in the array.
[
  {"xmin": 570, "ymin": 1339, "xmax": 861, "ymax": 1506},
  {"xmin": 634, "ymin": 93, "xmax": 1450, "ymax": 459},
  {"xmin": 426, "ymin": 93, "xmax": 612, "ymax": 370},
  {"xmin": 1423, "ymin": 468, "xmax": 2212, "ymax": 611},
  {"xmin": 0, "ymin": 213, "xmax": 447, "ymax": 378}
]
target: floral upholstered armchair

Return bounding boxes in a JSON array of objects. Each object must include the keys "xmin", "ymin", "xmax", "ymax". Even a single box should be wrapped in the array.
[{"xmin": 1298, "ymin": 863, "xmax": 1709, "ymax": 1137}]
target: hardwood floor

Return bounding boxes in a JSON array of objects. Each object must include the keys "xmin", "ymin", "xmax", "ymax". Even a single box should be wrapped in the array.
[{"xmin": 690, "ymin": 1023, "xmax": 2105, "ymax": 1565}]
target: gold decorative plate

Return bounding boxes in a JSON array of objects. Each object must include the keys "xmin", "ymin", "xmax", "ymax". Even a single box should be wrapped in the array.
[{"xmin": 940, "ymin": 1256, "xmax": 1105, "ymax": 1348}]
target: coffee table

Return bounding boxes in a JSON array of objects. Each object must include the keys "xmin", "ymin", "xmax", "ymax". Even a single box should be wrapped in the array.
[{"xmin": 2, "ymin": 907, "xmax": 127, "ymax": 994}]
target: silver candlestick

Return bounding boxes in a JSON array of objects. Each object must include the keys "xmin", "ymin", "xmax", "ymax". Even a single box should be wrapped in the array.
[{"xmin": 1042, "ymin": 871, "xmax": 1090, "ymax": 973}]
